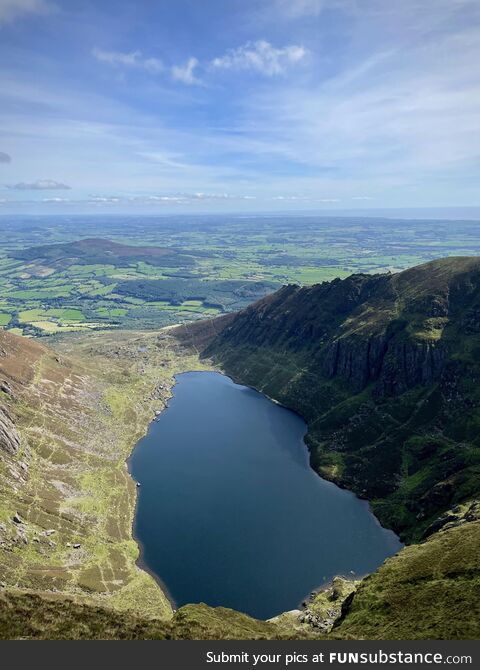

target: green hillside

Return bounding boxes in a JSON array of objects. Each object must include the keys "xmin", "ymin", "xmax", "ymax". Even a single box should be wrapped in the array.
[{"xmin": 196, "ymin": 257, "xmax": 480, "ymax": 542}]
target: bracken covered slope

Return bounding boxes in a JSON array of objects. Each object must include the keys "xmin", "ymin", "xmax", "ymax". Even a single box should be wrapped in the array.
[{"xmin": 183, "ymin": 257, "xmax": 480, "ymax": 541}]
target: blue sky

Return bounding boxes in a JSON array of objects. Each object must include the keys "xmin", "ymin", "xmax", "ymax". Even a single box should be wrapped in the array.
[{"xmin": 1, "ymin": 0, "xmax": 480, "ymax": 214}]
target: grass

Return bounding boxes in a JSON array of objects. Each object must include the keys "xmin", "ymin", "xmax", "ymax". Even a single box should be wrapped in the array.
[
  {"xmin": 335, "ymin": 520, "xmax": 480, "ymax": 640},
  {"xmin": 19, "ymin": 308, "xmax": 85, "ymax": 323},
  {"xmin": 95, "ymin": 307, "xmax": 128, "ymax": 317},
  {"xmin": 0, "ymin": 328, "xmax": 211, "ymax": 619},
  {"xmin": 0, "ymin": 588, "xmax": 310, "ymax": 640},
  {"xmin": 7, "ymin": 287, "xmax": 74, "ymax": 299}
]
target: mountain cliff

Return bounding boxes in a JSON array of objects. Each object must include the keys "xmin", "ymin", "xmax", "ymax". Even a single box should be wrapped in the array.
[{"xmin": 180, "ymin": 257, "xmax": 480, "ymax": 541}]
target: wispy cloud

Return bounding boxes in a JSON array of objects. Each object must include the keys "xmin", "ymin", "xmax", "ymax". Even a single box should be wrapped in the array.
[
  {"xmin": 211, "ymin": 40, "xmax": 307, "ymax": 76},
  {"xmin": 231, "ymin": 23, "xmax": 480, "ymax": 182},
  {"xmin": 10, "ymin": 179, "xmax": 71, "ymax": 190},
  {"xmin": 0, "ymin": 0, "xmax": 54, "ymax": 25},
  {"xmin": 93, "ymin": 41, "xmax": 307, "ymax": 83},
  {"xmin": 92, "ymin": 48, "xmax": 164, "ymax": 73},
  {"xmin": 171, "ymin": 57, "xmax": 201, "ymax": 85},
  {"xmin": 273, "ymin": 0, "xmax": 326, "ymax": 18},
  {"xmin": 0, "ymin": 151, "xmax": 11, "ymax": 163},
  {"xmin": 106, "ymin": 192, "xmax": 256, "ymax": 204},
  {"xmin": 272, "ymin": 194, "xmax": 339, "ymax": 202},
  {"xmin": 3, "ymin": 192, "xmax": 257, "ymax": 206}
]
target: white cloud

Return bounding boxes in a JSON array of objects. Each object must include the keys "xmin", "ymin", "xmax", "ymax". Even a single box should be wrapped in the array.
[
  {"xmin": 0, "ymin": 0, "xmax": 53, "ymax": 25},
  {"xmin": 171, "ymin": 57, "xmax": 201, "ymax": 85},
  {"xmin": 0, "ymin": 151, "xmax": 11, "ymax": 163},
  {"xmin": 11, "ymin": 179, "xmax": 71, "ymax": 190},
  {"xmin": 271, "ymin": 195, "xmax": 340, "ymax": 202},
  {"xmin": 188, "ymin": 192, "xmax": 255, "ymax": 201},
  {"xmin": 128, "ymin": 192, "xmax": 255, "ymax": 204},
  {"xmin": 92, "ymin": 48, "xmax": 163, "ymax": 73},
  {"xmin": 231, "ymin": 20, "xmax": 480, "ymax": 183},
  {"xmin": 211, "ymin": 40, "xmax": 307, "ymax": 76}
]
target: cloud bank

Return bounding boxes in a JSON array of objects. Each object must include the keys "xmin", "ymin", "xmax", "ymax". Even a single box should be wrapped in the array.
[{"xmin": 11, "ymin": 179, "xmax": 71, "ymax": 190}]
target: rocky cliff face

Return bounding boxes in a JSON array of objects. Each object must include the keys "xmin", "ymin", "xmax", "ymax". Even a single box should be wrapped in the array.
[
  {"xmin": 183, "ymin": 257, "xmax": 480, "ymax": 541},
  {"xmin": 320, "ymin": 333, "xmax": 447, "ymax": 395},
  {"xmin": 0, "ymin": 406, "xmax": 20, "ymax": 456}
]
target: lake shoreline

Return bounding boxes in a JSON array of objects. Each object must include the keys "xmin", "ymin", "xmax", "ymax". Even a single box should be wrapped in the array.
[{"xmin": 128, "ymin": 370, "xmax": 402, "ymax": 620}]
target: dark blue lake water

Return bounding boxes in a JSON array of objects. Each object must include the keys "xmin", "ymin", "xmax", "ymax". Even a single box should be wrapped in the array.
[{"xmin": 129, "ymin": 371, "xmax": 401, "ymax": 620}]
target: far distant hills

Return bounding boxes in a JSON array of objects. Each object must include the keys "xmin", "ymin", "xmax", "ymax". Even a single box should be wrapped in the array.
[
  {"xmin": 2, "ymin": 237, "xmax": 278, "ymax": 334},
  {"xmin": 10, "ymin": 237, "xmax": 196, "ymax": 269}
]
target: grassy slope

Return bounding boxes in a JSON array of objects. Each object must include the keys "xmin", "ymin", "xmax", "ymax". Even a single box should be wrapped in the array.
[
  {"xmin": 335, "ymin": 519, "xmax": 480, "ymax": 640},
  {"xmin": 0, "ymin": 589, "xmax": 297, "ymax": 640},
  {"xmin": 0, "ymin": 328, "xmax": 211, "ymax": 618}
]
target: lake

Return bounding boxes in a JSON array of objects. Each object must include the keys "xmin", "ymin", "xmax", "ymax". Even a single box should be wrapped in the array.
[{"xmin": 129, "ymin": 371, "xmax": 402, "ymax": 620}]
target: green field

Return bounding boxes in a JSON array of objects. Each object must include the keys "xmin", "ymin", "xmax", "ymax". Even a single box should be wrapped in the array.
[{"xmin": 0, "ymin": 215, "xmax": 479, "ymax": 336}]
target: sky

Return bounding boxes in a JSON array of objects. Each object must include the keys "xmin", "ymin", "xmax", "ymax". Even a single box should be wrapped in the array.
[{"xmin": 0, "ymin": 0, "xmax": 480, "ymax": 215}]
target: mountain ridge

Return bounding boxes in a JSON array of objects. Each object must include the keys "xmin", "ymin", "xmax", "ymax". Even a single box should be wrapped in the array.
[{"xmin": 176, "ymin": 256, "xmax": 480, "ymax": 540}]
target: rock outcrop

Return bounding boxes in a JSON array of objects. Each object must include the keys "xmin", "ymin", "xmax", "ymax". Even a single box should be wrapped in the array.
[{"xmin": 0, "ymin": 406, "xmax": 20, "ymax": 455}]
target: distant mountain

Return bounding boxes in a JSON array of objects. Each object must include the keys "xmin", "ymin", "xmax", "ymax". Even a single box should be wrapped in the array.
[
  {"xmin": 179, "ymin": 256, "xmax": 480, "ymax": 541},
  {"xmin": 10, "ymin": 237, "xmax": 196, "ymax": 268}
]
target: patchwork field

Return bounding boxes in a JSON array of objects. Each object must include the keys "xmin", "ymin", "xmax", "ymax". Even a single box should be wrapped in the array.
[{"xmin": 0, "ymin": 215, "xmax": 479, "ymax": 336}]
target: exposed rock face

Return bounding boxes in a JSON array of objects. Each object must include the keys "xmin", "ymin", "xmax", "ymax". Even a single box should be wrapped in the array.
[
  {"xmin": 422, "ymin": 500, "xmax": 480, "ymax": 539},
  {"xmin": 0, "ymin": 406, "xmax": 20, "ymax": 455},
  {"xmin": 300, "ymin": 577, "xmax": 358, "ymax": 632},
  {"xmin": 321, "ymin": 333, "xmax": 447, "ymax": 396}
]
